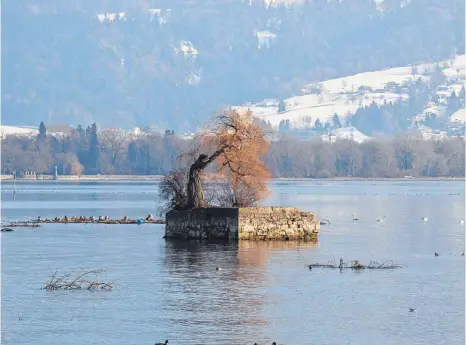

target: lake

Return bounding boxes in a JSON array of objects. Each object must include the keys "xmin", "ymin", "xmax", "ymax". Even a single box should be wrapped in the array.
[{"xmin": 1, "ymin": 180, "xmax": 465, "ymax": 345}]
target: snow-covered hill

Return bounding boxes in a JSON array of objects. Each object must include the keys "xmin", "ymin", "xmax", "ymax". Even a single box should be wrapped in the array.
[
  {"xmin": 0, "ymin": 126, "xmax": 38, "ymax": 137},
  {"xmin": 234, "ymin": 55, "xmax": 465, "ymax": 131}
]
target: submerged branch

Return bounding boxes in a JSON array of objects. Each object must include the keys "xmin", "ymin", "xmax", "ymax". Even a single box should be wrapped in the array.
[
  {"xmin": 43, "ymin": 269, "xmax": 114, "ymax": 291},
  {"xmin": 308, "ymin": 258, "xmax": 402, "ymax": 270}
]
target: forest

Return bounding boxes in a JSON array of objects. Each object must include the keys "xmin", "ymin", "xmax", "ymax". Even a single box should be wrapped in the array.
[
  {"xmin": 3, "ymin": 0, "xmax": 464, "ymax": 130},
  {"xmin": 1, "ymin": 122, "xmax": 464, "ymax": 178}
]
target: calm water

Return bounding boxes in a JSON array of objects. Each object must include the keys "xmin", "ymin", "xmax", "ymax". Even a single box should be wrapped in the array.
[{"xmin": 1, "ymin": 180, "xmax": 465, "ymax": 345}]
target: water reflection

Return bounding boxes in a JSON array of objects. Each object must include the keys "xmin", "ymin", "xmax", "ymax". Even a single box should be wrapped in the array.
[
  {"xmin": 238, "ymin": 240, "xmax": 318, "ymax": 266},
  {"xmin": 162, "ymin": 239, "xmax": 271, "ymax": 342}
]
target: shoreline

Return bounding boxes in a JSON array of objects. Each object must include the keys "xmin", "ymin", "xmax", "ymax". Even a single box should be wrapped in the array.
[{"xmin": 0, "ymin": 175, "xmax": 464, "ymax": 182}]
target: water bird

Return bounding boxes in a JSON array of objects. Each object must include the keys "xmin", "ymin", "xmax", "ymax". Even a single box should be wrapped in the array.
[
  {"xmin": 459, "ymin": 220, "xmax": 464, "ymax": 225},
  {"xmin": 216, "ymin": 267, "xmax": 222, "ymax": 271},
  {"xmin": 421, "ymin": 217, "xmax": 428, "ymax": 222},
  {"xmin": 376, "ymin": 216, "xmax": 387, "ymax": 222},
  {"xmin": 435, "ymin": 252, "xmax": 439, "ymax": 256},
  {"xmin": 462, "ymin": 253, "xmax": 464, "ymax": 256},
  {"xmin": 272, "ymin": 342, "xmax": 277, "ymax": 345},
  {"xmin": 352, "ymin": 214, "xmax": 359, "ymax": 221},
  {"xmin": 18, "ymin": 317, "xmax": 22, "ymax": 321},
  {"xmin": 154, "ymin": 341, "xmax": 168, "ymax": 345},
  {"xmin": 409, "ymin": 308, "xmax": 416, "ymax": 312}
]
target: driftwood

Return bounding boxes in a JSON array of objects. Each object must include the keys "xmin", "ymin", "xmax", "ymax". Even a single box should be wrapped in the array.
[
  {"xmin": 43, "ymin": 269, "xmax": 114, "ymax": 291},
  {"xmin": 309, "ymin": 258, "xmax": 402, "ymax": 270}
]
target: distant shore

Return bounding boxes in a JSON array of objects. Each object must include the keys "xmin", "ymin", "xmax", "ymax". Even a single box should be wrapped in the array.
[{"xmin": 1, "ymin": 175, "xmax": 464, "ymax": 182}]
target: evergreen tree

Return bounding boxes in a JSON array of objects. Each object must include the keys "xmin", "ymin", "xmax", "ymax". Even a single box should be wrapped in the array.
[
  {"xmin": 314, "ymin": 118, "xmax": 323, "ymax": 130},
  {"xmin": 76, "ymin": 125, "xmax": 84, "ymax": 135},
  {"xmin": 75, "ymin": 124, "xmax": 88, "ymax": 167},
  {"xmin": 277, "ymin": 100, "xmax": 287, "ymax": 113},
  {"xmin": 447, "ymin": 91, "xmax": 461, "ymax": 116},
  {"xmin": 459, "ymin": 86, "xmax": 465, "ymax": 107},
  {"xmin": 38, "ymin": 121, "xmax": 47, "ymax": 140},
  {"xmin": 332, "ymin": 113, "xmax": 342, "ymax": 128},
  {"xmin": 278, "ymin": 119, "xmax": 291, "ymax": 132},
  {"xmin": 87, "ymin": 122, "xmax": 100, "ymax": 174}
]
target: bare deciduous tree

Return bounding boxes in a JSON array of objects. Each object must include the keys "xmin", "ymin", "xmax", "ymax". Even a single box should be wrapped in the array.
[
  {"xmin": 160, "ymin": 109, "xmax": 271, "ymax": 211},
  {"xmin": 100, "ymin": 129, "xmax": 127, "ymax": 165}
]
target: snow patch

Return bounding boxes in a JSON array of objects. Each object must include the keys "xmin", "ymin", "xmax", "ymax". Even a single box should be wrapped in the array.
[
  {"xmin": 450, "ymin": 108, "xmax": 466, "ymax": 123},
  {"xmin": 256, "ymin": 30, "xmax": 277, "ymax": 49},
  {"xmin": 175, "ymin": 41, "xmax": 199, "ymax": 58},
  {"xmin": 97, "ymin": 12, "xmax": 126, "ymax": 23},
  {"xmin": 321, "ymin": 126, "xmax": 369, "ymax": 144},
  {"xmin": 147, "ymin": 8, "xmax": 162, "ymax": 20},
  {"xmin": 0, "ymin": 126, "xmax": 38, "ymax": 137},
  {"xmin": 186, "ymin": 70, "xmax": 202, "ymax": 86}
]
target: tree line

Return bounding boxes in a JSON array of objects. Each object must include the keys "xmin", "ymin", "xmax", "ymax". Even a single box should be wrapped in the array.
[{"xmin": 1, "ymin": 122, "xmax": 464, "ymax": 178}]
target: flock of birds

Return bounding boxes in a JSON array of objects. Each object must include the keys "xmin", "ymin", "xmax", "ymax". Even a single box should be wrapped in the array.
[
  {"xmin": 351, "ymin": 214, "xmax": 464, "ymax": 224},
  {"xmin": 351, "ymin": 212, "xmax": 464, "ymax": 314}
]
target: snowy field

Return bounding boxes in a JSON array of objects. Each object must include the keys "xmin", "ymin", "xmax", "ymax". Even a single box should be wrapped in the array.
[{"xmin": 234, "ymin": 55, "xmax": 465, "ymax": 129}]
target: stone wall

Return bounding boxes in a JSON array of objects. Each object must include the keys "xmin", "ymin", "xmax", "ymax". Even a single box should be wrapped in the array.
[{"xmin": 165, "ymin": 207, "xmax": 319, "ymax": 241}]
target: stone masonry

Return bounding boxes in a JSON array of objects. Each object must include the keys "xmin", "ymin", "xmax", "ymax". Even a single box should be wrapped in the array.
[{"xmin": 165, "ymin": 207, "xmax": 320, "ymax": 241}]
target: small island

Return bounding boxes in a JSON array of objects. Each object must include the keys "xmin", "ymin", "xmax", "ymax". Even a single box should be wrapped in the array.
[{"xmin": 160, "ymin": 110, "xmax": 320, "ymax": 241}]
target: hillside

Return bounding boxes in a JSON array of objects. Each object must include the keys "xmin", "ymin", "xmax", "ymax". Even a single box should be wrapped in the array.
[
  {"xmin": 235, "ymin": 55, "xmax": 465, "ymax": 136},
  {"xmin": 2, "ymin": 0, "xmax": 464, "ymax": 131}
]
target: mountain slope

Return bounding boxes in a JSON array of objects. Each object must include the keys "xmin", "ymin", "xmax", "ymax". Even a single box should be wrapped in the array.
[
  {"xmin": 2, "ymin": 0, "xmax": 464, "ymax": 131},
  {"xmin": 236, "ymin": 55, "xmax": 465, "ymax": 130}
]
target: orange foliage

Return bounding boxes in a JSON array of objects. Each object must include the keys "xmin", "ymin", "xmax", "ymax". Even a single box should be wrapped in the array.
[
  {"xmin": 200, "ymin": 109, "xmax": 271, "ymax": 206},
  {"xmin": 70, "ymin": 161, "xmax": 84, "ymax": 176}
]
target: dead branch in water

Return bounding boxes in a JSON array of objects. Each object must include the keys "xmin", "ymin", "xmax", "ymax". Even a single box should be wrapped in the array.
[
  {"xmin": 308, "ymin": 258, "xmax": 402, "ymax": 270},
  {"xmin": 43, "ymin": 269, "xmax": 114, "ymax": 291}
]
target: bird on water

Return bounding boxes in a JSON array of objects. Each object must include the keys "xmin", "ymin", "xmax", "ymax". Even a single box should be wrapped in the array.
[
  {"xmin": 377, "ymin": 216, "xmax": 387, "ymax": 222},
  {"xmin": 409, "ymin": 308, "xmax": 416, "ymax": 312},
  {"xmin": 352, "ymin": 214, "xmax": 359, "ymax": 221},
  {"xmin": 154, "ymin": 341, "xmax": 168, "ymax": 345},
  {"xmin": 435, "ymin": 252, "xmax": 439, "ymax": 256}
]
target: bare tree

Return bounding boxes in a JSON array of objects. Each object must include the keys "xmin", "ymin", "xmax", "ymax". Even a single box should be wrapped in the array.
[
  {"xmin": 160, "ymin": 109, "xmax": 270, "ymax": 210},
  {"xmin": 157, "ymin": 170, "xmax": 189, "ymax": 215},
  {"xmin": 100, "ymin": 129, "xmax": 128, "ymax": 166}
]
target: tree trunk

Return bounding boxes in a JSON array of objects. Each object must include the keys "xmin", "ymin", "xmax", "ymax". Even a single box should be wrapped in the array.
[
  {"xmin": 186, "ymin": 149, "xmax": 225, "ymax": 209},
  {"xmin": 187, "ymin": 162, "xmax": 205, "ymax": 209}
]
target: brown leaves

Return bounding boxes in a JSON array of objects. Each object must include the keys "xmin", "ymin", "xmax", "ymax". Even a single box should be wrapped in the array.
[{"xmin": 201, "ymin": 109, "xmax": 271, "ymax": 206}]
